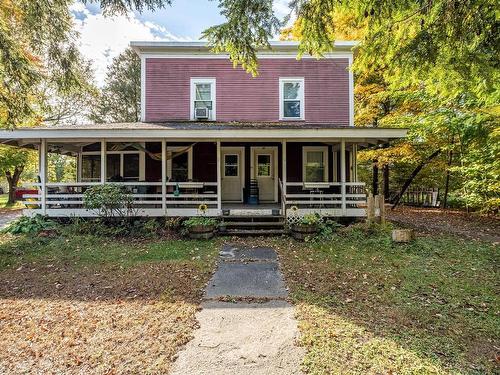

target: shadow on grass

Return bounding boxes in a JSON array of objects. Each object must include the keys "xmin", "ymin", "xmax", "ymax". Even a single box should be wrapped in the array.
[{"xmin": 230, "ymin": 231, "xmax": 499, "ymax": 374}]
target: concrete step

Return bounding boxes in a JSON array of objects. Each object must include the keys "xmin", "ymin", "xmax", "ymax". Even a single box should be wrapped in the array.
[
  {"xmin": 218, "ymin": 228, "xmax": 288, "ymax": 236},
  {"xmin": 223, "ymin": 221, "xmax": 285, "ymax": 227}
]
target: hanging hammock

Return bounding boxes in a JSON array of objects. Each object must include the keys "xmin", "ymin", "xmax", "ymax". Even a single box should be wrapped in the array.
[{"xmin": 108, "ymin": 142, "xmax": 197, "ymax": 161}]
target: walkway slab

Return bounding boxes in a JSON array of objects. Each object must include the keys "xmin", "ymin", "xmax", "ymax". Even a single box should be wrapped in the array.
[
  {"xmin": 171, "ymin": 244, "xmax": 304, "ymax": 375},
  {"xmin": 205, "ymin": 261, "xmax": 288, "ymax": 299}
]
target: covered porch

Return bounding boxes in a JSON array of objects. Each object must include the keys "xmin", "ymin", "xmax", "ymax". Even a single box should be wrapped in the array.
[{"xmin": 0, "ymin": 122, "xmax": 406, "ymax": 218}]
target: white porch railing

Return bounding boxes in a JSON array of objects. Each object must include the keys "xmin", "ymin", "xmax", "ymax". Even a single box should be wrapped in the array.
[
  {"xmin": 21, "ymin": 181, "xmax": 219, "ymax": 217},
  {"xmin": 283, "ymin": 182, "xmax": 367, "ymax": 217}
]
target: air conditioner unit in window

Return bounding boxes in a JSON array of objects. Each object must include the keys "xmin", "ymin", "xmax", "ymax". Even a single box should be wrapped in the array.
[{"xmin": 195, "ymin": 107, "xmax": 210, "ymax": 120}]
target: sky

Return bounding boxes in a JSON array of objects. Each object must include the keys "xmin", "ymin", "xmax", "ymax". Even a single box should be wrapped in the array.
[{"xmin": 70, "ymin": 1, "xmax": 292, "ymax": 85}]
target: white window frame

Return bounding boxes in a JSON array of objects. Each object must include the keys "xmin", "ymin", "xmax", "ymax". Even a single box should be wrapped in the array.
[
  {"xmin": 166, "ymin": 146, "xmax": 193, "ymax": 181},
  {"xmin": 81, "ymin": 147, "xmax": 145, "ymax": 182},
  {"xmin": 279, "ymin": 77, "xmax": 305, "ymax": 121},
  {"xmin": 190, "ymin": 78, "xmax": 216, "ymax": 121},
  {"xmin": 223, "ymin": 153, "xmax": 240, "ymax": 178},
  {"xmin": 302, "ymin": 146, "xmax": 329, "ymax": 182}
]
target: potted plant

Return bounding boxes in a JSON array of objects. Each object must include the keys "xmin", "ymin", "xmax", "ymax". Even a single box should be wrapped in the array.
[
  {"xmin": 291, "ymin": 212, "xmax": 321, "ymax": 241},
  {"xmin": 182, "ymin": 204, "xmax": 218, "ymax": 239}
]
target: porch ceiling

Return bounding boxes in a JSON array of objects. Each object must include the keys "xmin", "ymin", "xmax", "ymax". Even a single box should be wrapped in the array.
[{"xmin": 0, "ymin": 122, "xmax": 407, "ymax": 148}]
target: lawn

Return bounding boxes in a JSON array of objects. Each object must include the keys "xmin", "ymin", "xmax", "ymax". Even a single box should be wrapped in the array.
[
  {"xmin": 270, "ymin": 226, "xmax": 499, "ymax": 374},
  {"xmin": 0, "ymin": 193, "xmax": 23, "ymax": 210},
  {"xmin": 0, "ymin": 227, "xmax": 220, "ymax": 374}
]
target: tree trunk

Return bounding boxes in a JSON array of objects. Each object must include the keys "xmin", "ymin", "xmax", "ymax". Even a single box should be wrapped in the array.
[
  {"xmin": 391, "ymin": 149, "xmax": 442, "ymax": 209},
  {"xmin": 383, "ymin": 164, "xmax": 390, "ymax": 199},
  {"xmin": 372, "ymin": 160, "xmax": 379, "ymax": 195},
  {"xmin": 5, "ymin": 166, "xmax": 24, "ymax": 205},
  {"xmin": 443, "ymin": 149, "xmax": 453, "ymax": 209}
]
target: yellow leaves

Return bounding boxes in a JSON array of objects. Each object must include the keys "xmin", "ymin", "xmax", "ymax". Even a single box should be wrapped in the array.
[{"xmin": 358, "ymin": 143, "xmax": 416, "ymax": 166}]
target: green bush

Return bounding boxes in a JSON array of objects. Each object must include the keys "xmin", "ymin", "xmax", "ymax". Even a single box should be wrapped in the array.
[
  {"xmin": 3, "ymin": 214, "xmax": 57, "ymax": 235},
  {"xmin": 182, "ymin": 216, "xmax": 218, "ymax": 228},
  {"xmin": 297, "ymin": 213, "xmax": 322, "ymax": 226},
  {"xmin": 83, "ymin": 184, "xmax": 135, "ymax": 218}
]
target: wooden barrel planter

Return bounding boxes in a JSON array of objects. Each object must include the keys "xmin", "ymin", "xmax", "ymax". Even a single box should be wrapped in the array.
[
  {"xmin": 291, "ymin": 224, "xmax": 318, "ymax": 241},
  {"xmin": 188, "ymin": 225, "xmax": 216, "ymax": 239}
]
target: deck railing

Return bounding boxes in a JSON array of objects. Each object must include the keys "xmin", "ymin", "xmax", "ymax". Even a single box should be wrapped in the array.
[
  {"xmin": 21, "ymin": 181, "xmax": 219, "ymax": 217},
  {"xmin": 283, "ymin": 182, "xmax": 367, "ymax": 217}
]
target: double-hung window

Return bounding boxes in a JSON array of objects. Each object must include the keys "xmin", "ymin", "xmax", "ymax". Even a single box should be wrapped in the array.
[
  {"xmin": 279, "ymin": 77, "xmax": 304, "ymax": 120},
  {"xmin": 190, "ymin": 78, "xmax": 216, "ymax": 120},
  {"xmin": 303, "ymin": 146, "xmax": 328, "ymax": 182}
]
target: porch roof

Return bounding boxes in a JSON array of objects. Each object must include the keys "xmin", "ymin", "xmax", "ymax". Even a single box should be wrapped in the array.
[{"xmin": 0, "ymin": 121, "xmax": 407, "ymax": 145}]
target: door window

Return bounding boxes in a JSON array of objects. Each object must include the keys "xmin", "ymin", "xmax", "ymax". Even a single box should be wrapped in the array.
[
  {"xmin": 257, "ymin": 154, "xmax": 271, "ymax": 177},
  {"xmin": 224, "ymin": 154, "xmax": 239, "ymax": 177}
]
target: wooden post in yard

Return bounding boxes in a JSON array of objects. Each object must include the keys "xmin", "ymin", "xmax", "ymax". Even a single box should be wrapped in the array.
[
  {"xmin": 378, "ymin": 194, "xmax": 386, "ymax": 224},
  {"xmin": 367, "ymin": 193, "xmax": 374, "ymax": 224}
]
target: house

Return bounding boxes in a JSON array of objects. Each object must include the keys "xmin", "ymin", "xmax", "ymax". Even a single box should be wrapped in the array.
[{"xmin": 0, "ymin": 41, "xmax": 406, "ymax": 219}]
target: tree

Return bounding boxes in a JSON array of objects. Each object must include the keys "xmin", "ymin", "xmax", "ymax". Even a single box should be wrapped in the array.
[
  {"xmin": 0, "ymin": 146, "xmax": 36, "ymax": 204},
  {"xmin": 90, "ymin": 48, "xmax": 141, "ymax": 123},
  {"xmin": 0, "ymin": 0, "xmax": 170, "ymax": 129}
]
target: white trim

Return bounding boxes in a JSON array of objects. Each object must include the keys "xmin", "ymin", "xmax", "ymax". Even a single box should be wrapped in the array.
[
  {"xmin": 250, "ymin": 146, "xmax": 279, "ymax": 202},
  {"xmin": 161, "ymin": 140, "xmax": 167, "ymax": 213},
  {"xmin": 81, "ymin": 147, "xmax": 143, "ymax": 182},
  {"xmin": 141, "ymin": 55, "xmax": 146, "ymax": 122},
  {"xmin": 190, "ymin": 78, "xmax": 216, "ymax": 121},
  {"xmin": 348, "ymin": 55, "xmax": 354, "ymax": 127},
  {"xmin": 340, "ymin": 139, "xmax": 346, "ymax": 215},
  {"xmin": 216, "ymin": 140, "xmax": 221, "ymax": 212},
  {"xmin": 138, "ymin": 52, "xmax": 354, "ymax": 60},
  {"xmin": 100, "ymin": 140, "xmax": 106, "ymax": 184},
  {"xmin": 302, "ymin": 146, "xmax": 329, "ymax": 182},
  {"xmin": 0, "ymin": 128, "xmax": 407, "ymax": 140},
  {"xmin": 279, "ymin": 77, "xmax": 305, "ymax": 121},
  {"xmin": 130, "ymin": 40, "xmax": 359, "ymax": 49},
  {"xmin": 166, "ymin": 146, "xmax": 193, "ymax": 181}
]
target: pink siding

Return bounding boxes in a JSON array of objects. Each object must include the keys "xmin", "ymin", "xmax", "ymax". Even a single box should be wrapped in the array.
[{"xmin": 145, "ymin": 58, "xmax": 350, "ymax": 124}]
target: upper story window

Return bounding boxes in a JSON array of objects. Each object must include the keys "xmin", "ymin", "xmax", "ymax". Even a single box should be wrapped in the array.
[
  {"xmin": 279, "ymin": 77, "xmax": 304, "ymax": 120},
  {"xmin": 190, "ymin": 78, "xmax": 216, "ymax": 121}
]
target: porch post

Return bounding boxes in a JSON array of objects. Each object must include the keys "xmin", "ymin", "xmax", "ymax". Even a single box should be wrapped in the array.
[
  {"xmin": 77, "ymin": 147, "xmax": 82, "ymax": 182},
  {"xmin": 216, "ymin": 140, "xmax": 221, "ymax": 213},
  {"xmin": 340, "ymin": 139, "xmax": 346, "ymax": 215},
  {"xmin": 100, "ymin": 139, "xmax": 106, "ymax": 184},
  {"xmin": 161, "ymin": 139, "xmax": 167, "ymax": 213},
  {"xmin": 282, "ymin": 139, "xmax": 287, "ymax": 209},
  {"xmin": 40, "ymin": 138, "xmax": 47, "ymax": 214}
]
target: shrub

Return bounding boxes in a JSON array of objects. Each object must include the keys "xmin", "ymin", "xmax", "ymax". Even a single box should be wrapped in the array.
[
  {"xmin": 83, "ymin": 184, "xmax": 136, "ymax": 219},
  {"xmin": 297, "ymin": 213, "xmax": 322, "ymax": 226},
  {"xmin": 3, "ymin": 214, "xmax": 57, "ymax": 235},
  {"xmin": 182, "ymin": 216, "xmax": 218, "ymax": 228}
]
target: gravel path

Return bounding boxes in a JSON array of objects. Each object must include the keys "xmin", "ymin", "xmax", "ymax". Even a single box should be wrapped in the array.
[
  {"xmin": 0, "ymin": 210, "xmax": 21, "ymax": 230},
  {"xmin": 170, "ymin": 244, "xmax": 304, "ymax": 375}
]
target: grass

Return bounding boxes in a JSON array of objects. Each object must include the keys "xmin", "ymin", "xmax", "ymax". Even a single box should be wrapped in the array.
[
  {"xmin": 0, "ymin": 227, "xmax": 221, "ymax": 373},
  {"xmin": 0, "ymin": 193, "xmax": 23, "ymax": 210},
  {"xmin": 267, "ymin": 225, "xmax": 499, "ymax": 374}
]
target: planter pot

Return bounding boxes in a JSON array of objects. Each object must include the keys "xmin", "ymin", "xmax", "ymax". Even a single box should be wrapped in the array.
[
  {"xmin": 188, "ymin": 225, "xmax": 216, "ymax": 239},
  {"xmin": 291, "ymin": 224, "xmax": 318, "ymax": 241}
]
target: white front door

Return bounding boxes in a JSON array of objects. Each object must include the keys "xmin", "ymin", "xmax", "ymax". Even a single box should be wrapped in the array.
[
  {"xmin": 251, "ymin": 147, "xmax": 278, "ymax": 202},
  {"xmin": 221, "ymin": 147, "xmax": 244, "ymax": 202}
]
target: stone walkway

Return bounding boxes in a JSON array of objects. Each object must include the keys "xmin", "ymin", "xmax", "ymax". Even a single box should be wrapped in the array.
[
  {"xmin": 0, "ymin": 210, "xmax": 21, "ymax": 230},
  {"xmin": 171, "ymin": 244, "xmax": 304, "ymax": 375}
]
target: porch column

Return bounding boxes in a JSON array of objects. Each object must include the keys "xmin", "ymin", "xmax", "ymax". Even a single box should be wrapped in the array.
[
  {"xmin": 340, "ymin": 139, "xmax": 346, "ymax": 215},
  {"xmin": 281, "ymin": 139, "xmax": 287, "ymax": 209},
  {"xmin": 40, "ymin": 139, "xmax": 47, "ymax": 214},
  {"xmin": 77, "ymin": 147, "xmax": 82, "ymax": 182},
  {"xmin": 100, "ymin": 139, "xmax": 106, "ymax": 184},
  {"xmin": 216, "ymin": 140, "xmax": 221, "ymax": 213},
  {"xmin": 161, "ymin": 139, "xmax": 167, "ymax": 213}
]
